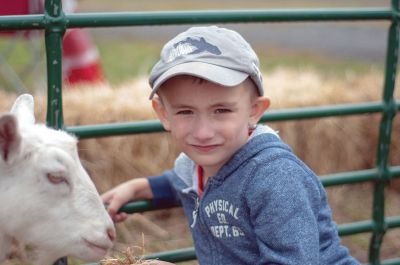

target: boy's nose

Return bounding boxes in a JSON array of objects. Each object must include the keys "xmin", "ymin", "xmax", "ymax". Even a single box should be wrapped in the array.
[{"xmin": 192, "ymin": 117, "xmax": 215, "ymax": 140}]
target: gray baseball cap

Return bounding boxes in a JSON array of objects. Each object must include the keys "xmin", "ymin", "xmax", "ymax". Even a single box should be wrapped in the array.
[{"xmin": 148, "ymin": 26, "xmax": 263, "ymax": 99}]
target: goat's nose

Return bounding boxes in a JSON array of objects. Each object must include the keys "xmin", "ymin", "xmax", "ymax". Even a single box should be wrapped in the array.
[{"xmin": 107, "ymin": 227, "xmax": 116, "ymax": 241}]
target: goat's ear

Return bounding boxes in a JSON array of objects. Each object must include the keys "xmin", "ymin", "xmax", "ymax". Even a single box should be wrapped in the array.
[
  {"xmin": 0, "ymin": 114, "xmax": 21, "ymax": 163},
  {"xmin": 10, "ymin": 94, "xmax": 35, "ymax": 125}
]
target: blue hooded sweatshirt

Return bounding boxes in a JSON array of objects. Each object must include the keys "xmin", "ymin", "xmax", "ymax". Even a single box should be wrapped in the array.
[{"xmin": 148, "ymin": 125, "xmax": 360, "ymax": 265}]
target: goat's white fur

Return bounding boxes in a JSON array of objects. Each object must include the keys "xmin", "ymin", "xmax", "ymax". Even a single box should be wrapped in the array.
[{"xmin": 0, "ymin": 94, "xmax": 115, "ymax": 265}]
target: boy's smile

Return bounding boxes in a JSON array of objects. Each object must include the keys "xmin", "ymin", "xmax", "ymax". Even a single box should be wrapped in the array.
[{"xmin": 152, "ymin": 75, "xmax": 269, "ymax": 179}]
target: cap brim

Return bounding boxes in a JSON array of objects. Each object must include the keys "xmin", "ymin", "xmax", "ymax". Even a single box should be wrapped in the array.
[{"xmin": 149, "ymin": 62, "xmax": 249, "ymax": 99}]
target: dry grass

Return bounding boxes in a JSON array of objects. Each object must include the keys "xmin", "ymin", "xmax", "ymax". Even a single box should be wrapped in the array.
[
  {"xmin": 100, "ymin": 236, "xmax": 153, "ymax": 265},
  {"xmin": 1, "ymin": 67, "xmax": 399, "ymax": 264}
]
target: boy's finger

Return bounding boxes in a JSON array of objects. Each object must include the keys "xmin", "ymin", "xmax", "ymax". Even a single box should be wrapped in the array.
[
  {"xmin": 113, "ymin": 212, "xmax": 128, "ymax": 223},
  {"xmin": 107, "ymin": 196, "xmax": 124, "ymax": 216},
  {"xmin": 100, "ymin": 190, "xmax": 113, "ymax": 202}
]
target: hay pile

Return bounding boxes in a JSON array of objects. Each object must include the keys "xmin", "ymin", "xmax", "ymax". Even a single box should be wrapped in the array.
[
  {"xmin": 1, "ymin": 67, "xmax": 399, "ymax": 263},
  {"xmin": 1, "ymin": 68, "xmax": 398, "ymax": 183},
  {"xmin": 267, "ymin": 68, "xmax": 400, "ymax": 175},
  {"xmin": 66, "ymin": 68, "xmax": 399, "ymax": 184},
  {"xmin": 100, "ymin": 245, "xmax": 173, "ymax": 265},
  {"xmin": 100, "ymin": 246, "xmax": 149, "ymax": 265}
]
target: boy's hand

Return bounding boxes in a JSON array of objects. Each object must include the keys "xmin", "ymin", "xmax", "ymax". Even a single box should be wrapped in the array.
[
  {"xmin": 101, "ymin": 178, "xmax": 153, "ymax": 223},
  {"xmin": 101, "ymin": 181, "xmax": 132, "ymax": 222}
]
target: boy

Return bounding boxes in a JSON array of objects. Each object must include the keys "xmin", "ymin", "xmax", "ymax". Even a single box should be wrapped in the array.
[{"xmin": 102, "ymin": 26, "xmax": 360, "ymax": 265}]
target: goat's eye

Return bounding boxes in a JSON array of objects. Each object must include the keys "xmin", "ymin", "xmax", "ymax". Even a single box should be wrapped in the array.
[{"xmin": 47, "ymin": 173, "xmax": 66, "ymax": 185}]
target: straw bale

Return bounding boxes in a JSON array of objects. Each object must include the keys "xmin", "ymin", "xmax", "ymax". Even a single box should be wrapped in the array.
[
  {"xmin": 0, "ymin": 69, "xmax": 399, "ymax": 188},
  {"xmin": 61, "ymin": 78, "xmax": 179, "ymax": 193},
  {"xmin": 0, "ymin": 68, "xmax": 399, "ymax": 184},
  {"xmin": 267, "ymin": 67, "xmax": 400, "ymax": 176}
]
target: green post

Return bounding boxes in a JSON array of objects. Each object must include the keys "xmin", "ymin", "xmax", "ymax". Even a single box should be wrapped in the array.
[
  {"xmin": 368, "ymin": 0, "xmax": 399, "ymax": 264},
  {"xmin": 44, "ymin": 1, "xmax": 67, "ymax": 265},
  {"xmin": 45, "ymin": 0, "xmax": 65, "ymax": 129}
]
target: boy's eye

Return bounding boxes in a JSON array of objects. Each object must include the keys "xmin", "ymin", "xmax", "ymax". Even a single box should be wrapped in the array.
[
  {"xmin": 215, "ymin": 108, "xmax": 231, "ymax": 114},
  {"xmin": 176, "ymin": 110, "xmax": 193, "ymax": 115}
]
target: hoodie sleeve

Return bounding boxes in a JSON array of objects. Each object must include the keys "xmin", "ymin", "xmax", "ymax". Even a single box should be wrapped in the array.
[
  {"xmin": 147, "ymin": 171, "xmax": 181, "ymax": 208},
  {"xmin": 244, "ymin": 157, "xmax": 359, "ymax": 265}
]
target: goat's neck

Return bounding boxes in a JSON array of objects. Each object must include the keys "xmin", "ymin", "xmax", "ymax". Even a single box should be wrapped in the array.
[{"xmin": 31, "ymin": 250, "xmax": 60, "ymax": 265}]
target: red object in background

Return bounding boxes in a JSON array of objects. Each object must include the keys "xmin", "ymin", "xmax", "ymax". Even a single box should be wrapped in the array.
[
  {"xmin": 65, "ymin": 60, "xmax": 104, "ymax": 84},
  {"xmin": 62, "ymin": 28, "xmax": 105, "ymax": 84},
  {"xmin": 0, "ymin": 0, "xmax": 30, "ymax": 15},
  {"xmin": 0, "ymin": 0, "xmax": 31, "ymax": 35},
  {"xmin": 0, "ymin": 0, "xmax": 105, "ymax": 85}
]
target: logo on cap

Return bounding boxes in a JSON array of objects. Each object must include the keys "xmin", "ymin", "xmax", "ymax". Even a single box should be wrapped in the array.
[{"xmin": 166, "ymin": 37, "xmax": 222, "ymax": 63}]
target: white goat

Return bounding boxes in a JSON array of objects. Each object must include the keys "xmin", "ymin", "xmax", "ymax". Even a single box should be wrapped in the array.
[{"xmin": 0, "ymin": 94, "xmax": 115, "ymax": 265}]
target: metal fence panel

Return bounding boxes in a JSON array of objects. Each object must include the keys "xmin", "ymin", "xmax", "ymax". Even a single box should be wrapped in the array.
[{"xmin": 1, "ymin": 0, "xmax": 399, "ymax": 264}]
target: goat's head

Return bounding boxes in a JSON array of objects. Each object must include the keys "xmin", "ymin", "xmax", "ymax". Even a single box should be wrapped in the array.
[{"xmin": 0, "ymin": 94, "xmax": 115, "ymax": 265}]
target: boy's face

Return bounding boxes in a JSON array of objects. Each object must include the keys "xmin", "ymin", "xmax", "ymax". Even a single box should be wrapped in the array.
[{"xmin": 152, "ymin": 75, "xmax": 270, "ymax": 177}]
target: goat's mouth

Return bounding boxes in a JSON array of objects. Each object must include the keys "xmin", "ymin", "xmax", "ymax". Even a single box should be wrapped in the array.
[{"xmin": 82, "ymin": 238, "xmax": 110, "ymax": 256}]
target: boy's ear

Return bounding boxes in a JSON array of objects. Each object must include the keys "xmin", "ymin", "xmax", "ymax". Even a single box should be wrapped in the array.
[
  {"xmin": 151, "ymin": 97, "xmax": 171, "ymax": 131},
  {"xmin": 250, "ymin": 97, "xmax": 270, "ymax": 125}
]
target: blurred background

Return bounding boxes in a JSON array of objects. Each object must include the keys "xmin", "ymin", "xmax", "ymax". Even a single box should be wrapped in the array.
[
  {"xmin": 78, "ymin": 0, "xmax": 390, "ymax": 86},
  {"xmin": 0, "ymin": 0, "xmax": 392, "ymax": 91},
  {"xmin": 1, "ymin": 1, "xmax": 399, "ymax": 265}
]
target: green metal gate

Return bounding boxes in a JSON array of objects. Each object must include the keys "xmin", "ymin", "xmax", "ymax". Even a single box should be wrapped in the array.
[{"xmin": 1, "ymin": 1, "xmax": 400, "ymax": 264}]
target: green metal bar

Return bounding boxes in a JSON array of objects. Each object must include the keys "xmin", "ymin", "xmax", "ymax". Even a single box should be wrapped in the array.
[
  {"xmin": 45, "ymin": 0, "xmax": 65, "ymax": 129},
  {"xmin": 118, "ymin": 200, "xmax": 179, "ymax": 214},
  {"xmin": 319, "ymin": 216, "xmax": 400, "ymax": 237},
  {"xmin": 65, "ymin": 101, "xmax": 389, "ymax": 139},
  {"xmin": 120, "ymin": 165, "xmax": 400, "ymax": 214},
  {"xmin": 389, "ymin": 165, "xmax": 400, "ymax": 179},
  {"xmin": 382, "ymin": 258, "xmax": 400, "ymax": 265},
  {"xmin": 337, "ymin": 216, "xmax": 400, "ymax": 236},
  {"xmin": 260, "ymin": 102, "xmax": 386, "ymax": 122},
  {"xmin": 369, "ymin": 0, "xmax": 399, "ymax": 263},
  {"xmin": 321, "ymin": 166, "xmax": 400, "ymax": 187},
  {"xmin": 0, "ymin": 14, "xmax": 44, "ymax": 30},
  {"xmin": 321, "ymin": 168, "xmax": 378, "ymax": 187},
  {"xmin": 137, "ymin": 213, "xmax": 400, "ymax": 262},
  {"xmin": 0, "ymin": 8, "xmax": 394, "ymax": 30},
  {"xmin": 66, "ymin": 120, "xmax": 165, "ymax": 138},
  {"xmin": 64, "ymin": 100, "xmax": 399, "ymax": 139},
  {"xmin": 386, "ymin": 216, "xmax": 400, "ymax": 229},
  {"xmin": 143, "ymin": 246, "xmax": 400, "ymax": 264},
  {"xmin": 65, "ymin": 8, "xmax": 393, "ymax": 27},
  {"xmin": 136, "ymin": 215, "xmax": 399, "ymax": 263},
  {"xmin": 338, "ymin": 220, "xmax": 374, "ymax": 236},
  {"xmin": 144, "ymin": 247, "xmax": 196, "ymax": 262}
]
